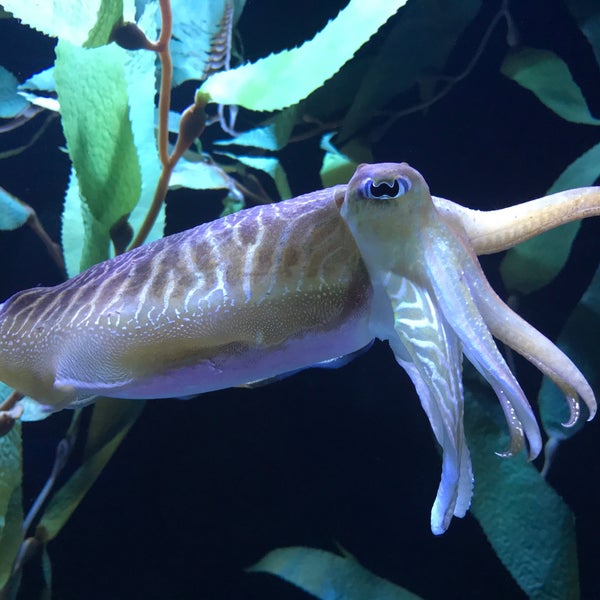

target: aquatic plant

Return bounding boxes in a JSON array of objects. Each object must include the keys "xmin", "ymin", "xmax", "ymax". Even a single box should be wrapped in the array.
[{"xmin": 0, "ymin": 0, "xmax": 598, "ymax": 597}]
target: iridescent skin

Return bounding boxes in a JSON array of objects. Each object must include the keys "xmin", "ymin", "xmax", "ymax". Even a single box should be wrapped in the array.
[{"xmin": 0, "ymin": 162, "xmax": 597, "ymax": 533}]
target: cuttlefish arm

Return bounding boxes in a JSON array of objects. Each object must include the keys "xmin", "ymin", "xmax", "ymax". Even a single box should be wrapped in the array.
[{"xmin": 338, "ymin": 163, "xmax": 597, "ymax": 534}]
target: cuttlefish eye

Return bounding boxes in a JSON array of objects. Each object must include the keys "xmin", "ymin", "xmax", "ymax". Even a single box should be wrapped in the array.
[{"xmin": 361, "ymin": 175, "xmax": 412, "ymax": 200}]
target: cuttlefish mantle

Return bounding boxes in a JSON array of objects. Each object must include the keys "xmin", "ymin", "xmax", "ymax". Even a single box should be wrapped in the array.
[{"xmin": 0, "ymin": 162, "xmax": 597, "ymax": 534}]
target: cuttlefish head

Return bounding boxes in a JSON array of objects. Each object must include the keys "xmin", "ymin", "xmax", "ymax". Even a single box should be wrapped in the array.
[{"xmin": 338, "ymin": 162, "xmax": 596, "ymax": 534}]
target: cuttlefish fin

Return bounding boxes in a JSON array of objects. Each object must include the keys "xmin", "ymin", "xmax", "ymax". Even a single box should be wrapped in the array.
[{"xmin": 383, "ymin": 274, "xmax": 473, "ymax": 534}]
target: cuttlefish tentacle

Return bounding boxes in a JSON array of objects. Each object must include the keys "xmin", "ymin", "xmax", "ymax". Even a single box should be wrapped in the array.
[
  {"xmin": 420, "ymin": 225, "xmax": 541, "ymax": 459},
  {"xmin": 467, "ymin": 266, "xmax": 596, "ymax": 425},
  {"xmin": 434, "ymin": 187, "xmax": 600, "ymax": 255},
  {"xmin": 383, "ymin": 273, "xmax": 473, "ymax": 534}
]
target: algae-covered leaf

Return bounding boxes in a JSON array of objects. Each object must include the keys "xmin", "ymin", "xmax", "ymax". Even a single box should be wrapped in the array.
[
  {"xmin": 36, "ymin": 398, "xmax": 144, "ymax": 542},
  {"xmin": 0, "ymin": 186, "xmax": 31, "ymax": 231},
  {"xmin": 465, "ymin": 373, "xmax": 579, "ymax": 600},
  {"xmin": 338, "ymin": 0, "xmax": 481, "ymax": 141},
  {"xmin": 1, "ymin": 0, "xmax": 123, "ymax": 47},
  {"xmin": 198, "ymin": 0, "xmax": 408, "ymax": 111},
  {"xmin": 501, "ymin": 47, "xmax": 600, "ymax": 125},
  {"xmin": 539, "ymin": 264, "xmax": 600, "ymax": 442},
  {"xmin": 501, "ymin": 141, "xmax": 600, "ymax": 294},
  {"xmin": 0, "ymin": 383, "xmax": 23, "ymax": 589},
  {"xmin": 0, "ymin": 66, "xmax": 28, "ymax": 118},
  {"xmin": 248, "ymin": 547, "xmax": 422, "ymax": 600}
]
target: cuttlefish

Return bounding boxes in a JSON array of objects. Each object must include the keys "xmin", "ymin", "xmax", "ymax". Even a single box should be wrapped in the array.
[{"xmin": 0, "ymin": 162, "xmax": 597, "ymax": 533}]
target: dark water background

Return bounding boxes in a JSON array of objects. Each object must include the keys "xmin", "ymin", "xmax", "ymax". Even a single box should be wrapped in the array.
[{"xmin": 1, "ymin": 0, "xmax": 600, "ymax": 598}]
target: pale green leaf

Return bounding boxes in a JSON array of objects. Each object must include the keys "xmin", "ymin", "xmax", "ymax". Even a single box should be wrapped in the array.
[
  {"xmin": 198, "ymin": 0, "xmax": 408, "ymax": 111},
  {"xmin": 1, "ymin": 0, "xmax": 123, "ymax": 47},
  {"xmin": 319, "ymin": 133, "xmax": 372, "ymax": 188},
  {"xmin": 501, "ymin": 47, "xmax": 600, "ymax": 125},
  {"xmin": 0, "ymin": 187, "xmax": 31, "ymax": 231},
  {"xmin": 0, "ymin": 66, "xmax": 28, "ymax": 118},
  {"xmin": 215, "ymin": 107, "xmax": 299, "ymax": 151},
  {"xmin": 501, "ymin": 141, "xmax": 600, "ymax": 294},
  {"xmin": 339, "ymin": 0, "xmax": 481, "ymax": 141},
  {"xmin": 248, "ymin": 547, "xmax": 422, "ymax": 600},
  {"xmin": 465, "ymin": 372, "xmax": 579, "ymax": 600},
  {"xmin": 36, "ymin": 398, "xmax": 144, "ymax": 542},
  {"xmin": 169, "ymin": 155, "xmax": 231, "ymax": 190},
  {"xmin": 539, "ymin": 264, "xmax": 600, "ymax": 442}
]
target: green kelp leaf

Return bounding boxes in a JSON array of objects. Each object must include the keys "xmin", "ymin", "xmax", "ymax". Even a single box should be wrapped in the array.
[
  {"xmin": 539, "ymin": 264, "xmax": 600, "ymax": 442},
  {"xmin": 319, "ymin": 133, "xmax": 372, "ymax": 188},
  {"xmin": 36, "ymin": 398, "xmax": 144, "ymax": 542},
  {"xmin": 1, "ymin": 0, "xmax": 122, "ymax": 47},
  {"xmin": 56, "ymin": 40, "xmax": 143, "ymax": 270},
  {"xmin": 198, "ymin": 0, "xmax": 408, "ymax": 111},
  {"xmin": 170, "ymin": 0, "xmax": 246, "ymax": 86},
  {"xmin": 465, "ymin": 373, "xmax": 579, "ymax": 600},
  {"xmin": 215, "ymin": 107, "xmax": 299, "ymax": 151},
  {"xmin": 0, "ymin": 186, "xmax": 31, "ymax": 231},
  {"xmin": 501, "ymin": 141, "xmax": 600, "ymax": 294},
  {"xmin": 0, "ymin": 384, "xmax": 23, "ymax": 590},
  {"xmin": 501, "ymin": 47, "xmax": 600, "ymax": 125},
  {"xmin": 565, "ymin": 0, "xmax": 600, "ymax": 67},
  {"xmin": 0, "ymin": 66, "xmax": 28, "ymax": 118},
  {"xmin": 248, "ymin": 547, "xmax": 422, "ymax": 600},
  {"xmin": 339, "ymin": 0, "xmax": 481, "ymax": 142}
]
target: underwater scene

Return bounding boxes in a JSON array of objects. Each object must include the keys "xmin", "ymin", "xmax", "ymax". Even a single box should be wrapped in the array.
[{"xmin": 0, "ymin": 0, "xmax": 599, "ymax": 598}]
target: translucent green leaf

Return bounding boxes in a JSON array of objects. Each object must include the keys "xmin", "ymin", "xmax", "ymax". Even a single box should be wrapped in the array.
[
  {"xmin": 465, "ymin": 374, "xmax": 579, "ymax": 600},
  {"xmin": 319, "ymin": 133, "xmax": 372, "ymax": 188},
  {"xmin": 1, "ymin": 0, "xmax": 123, "ymax": 47},
  {"xmin": 215, "ymin": 107, "xmax": 299, "ymax": 151},
  {"xmin": 339, "ymin": 0, "xmax": 481, "ymax": 141},
  {"xmin": 248, "ymin": 547, "xmax": 422, "ymax": 600},
  {"xmin": 0, "ymin": 186, "xmax": 31, "ymax": 231},
  {"xmin": 36, "ymin": 398, "xmax": 144, "ymax": 543},
  {"xmin": 0, "ymin": 66, "xmax": 28, "ymax": 118},
  {"xmin": 501, "ymin": 141, "xmax": 600, "ymax": 294},
  {"xmin": 0, "ymin": 384, "xmax": 22, "ymax": 590},
  {"xmin": 501, "ymin": 47, "xmax": 600, "ymax": 125},
  {"xmin": 198, "ymin": 0, "xmax": 408, "ymax": 111},
  {"xmin": 539, "ymin": 264, "xmax": 600, "ymax": 442}
]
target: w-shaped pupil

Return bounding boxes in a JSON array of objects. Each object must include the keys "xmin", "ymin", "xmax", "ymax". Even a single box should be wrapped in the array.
[{"xmin": 367, "ymin": 176, "xmax": 410, "ymax": 199}]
